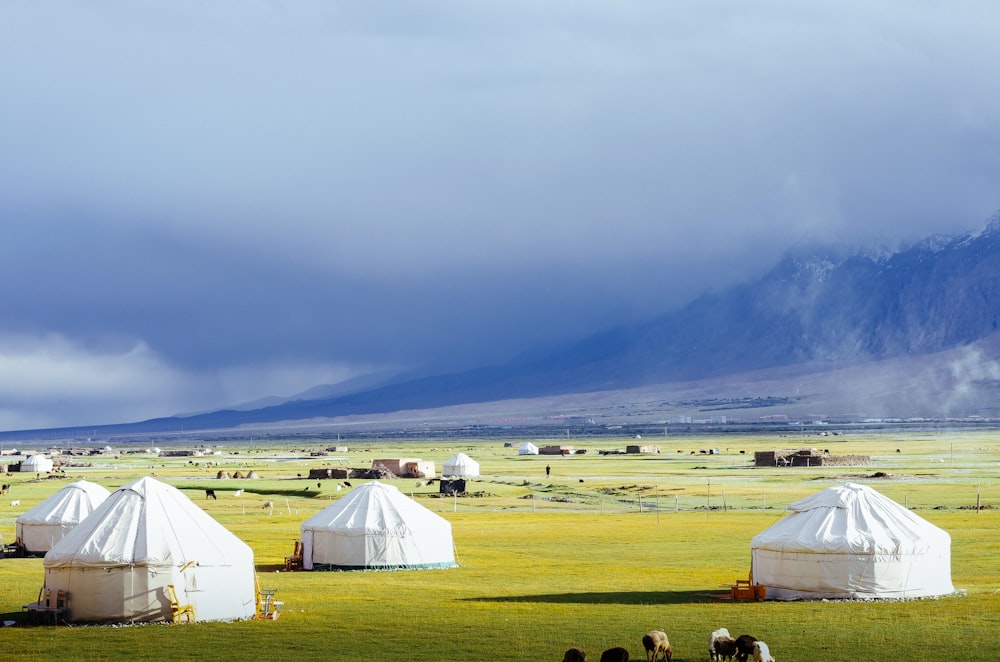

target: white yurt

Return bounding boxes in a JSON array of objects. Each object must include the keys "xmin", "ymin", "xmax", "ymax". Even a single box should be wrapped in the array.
[
  {"xmin": 442, "ymin": 452, "xmax": 480, "ymax": 478},
  {"xmin": 20, "ymin": 454, "xmax": 54, "ymax": 473},
  {"xmin": 750, "ymin": 482, "xmax": 954, "ymax": 600},
  {"xmin": 16, "ymin": 480, "xmax": 111, "ymax": 554},
  {"xmin": 518, "ymin": 441, "xmax": 539, "ymax": 455},
  {"xmin": 43, "ymin": 476, "xmax": 258, "ymax": 623},
  {"xmin": 300, "ymin": 480, "xmax": 456, "ymax": 571}
]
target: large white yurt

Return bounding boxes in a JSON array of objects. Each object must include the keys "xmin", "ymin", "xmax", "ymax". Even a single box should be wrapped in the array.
[
  {"xmin": 43, "ymin": 476, "xmax": 258, "ymax": 623},
  {"xmin": 518, "ymin": 441, "xmax": 539, "ymax": 455},
  {"xmin": 750, "ymin": 482, "xmax": 954, "ymax": 600},
  {"xmin": 16, "ymin": 480, "xmax": 111, "ymax": 554},
  {"xmin": 442, "ymin": 452, "xmax": 480, "ymax": 478},
  {"xmin": 300, "ymin": 481, "xmax": 456, "ymax": 571},
  {"xmin": 20, "ymin": 454, "xmax": 54, "ymax": 473}
]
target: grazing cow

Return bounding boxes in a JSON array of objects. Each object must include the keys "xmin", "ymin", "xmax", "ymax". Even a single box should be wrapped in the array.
[
  {"xmin": 343, "ymin": 481, "xmax": 352, "ymax": 487},
  {"xmin": 713, "ymin": 637, "xmax": 738, "ymax": 662},
  {"xmin": 563, "ymin": 647, "xmax": 587, "ymax": 662},
  {"xmin": 0, "ymin": 483, "xmax": 10, "ymax": 495},
  {"xmin": 599, "ymin": 648, "xmax": 630, "ymax": 662},
  {"xmin": 641, "ymin": 631, "xmax": 671, "ymax": 662},
  {"xmin": 709, "ymin": 628, "xmax": 732, "ymax": 661},
  {"xmin": 734, "ymin": 635, "xmax": 757, "ymax": 662},
  {"xmin": 752, "ymin": 642, "xmax": 774, "ymax": 662},
  {"xmin": 262, "ymin": 501, "xmax": 274, "ymax": 511},
  {"xmin": 206, "ymin": 489, "xmax": 217, "ymax": 500}
]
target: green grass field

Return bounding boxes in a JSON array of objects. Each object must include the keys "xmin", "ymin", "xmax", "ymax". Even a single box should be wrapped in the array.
[{"xmin": 2, "ymin": 431, "xmax": 999, "ymax": 661}]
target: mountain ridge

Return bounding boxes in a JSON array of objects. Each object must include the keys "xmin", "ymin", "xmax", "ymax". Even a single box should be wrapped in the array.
[{"xmin": 6, "ymin": 220, "xmax": 1000, "ymax": 438}]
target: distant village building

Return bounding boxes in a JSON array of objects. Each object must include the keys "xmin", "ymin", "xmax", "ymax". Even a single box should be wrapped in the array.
[
  {"xmin": 371, "ymin": 458, "xmax": 436, "ymax": 478},
  {"xmin": 539, "ymin": 445, "xmax": 575, "ymax": 455},
  {"xmin": 754, "ymin": 449, "xmax": 871, "ymax": 468},
  {"xmin": 626, "ymin": 445, "xmax": 661, "ymax": 454}
]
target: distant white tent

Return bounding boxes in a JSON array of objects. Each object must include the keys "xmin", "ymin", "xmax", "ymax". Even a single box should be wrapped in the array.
[
  {"xmin": 43, "ymin": 476, "xmax": 258, "ymax": 623},
  {"xmin": 442, "ymin": 452, "xmax": 480, "ymax": 478},
  {"xmin": 20, "ymin": 454, "xmax": 54, "ymax": 473},
  {"xmin": 16, "ymin": 480, "xmax": 111, "ymax": 554},
  {"xmin": 300, "ymin": 481, "xmax": 456, "ymax": 571},
  {"xmin": 751, "ymin": 482, "xmax": 954, "ymax": 600},
  {"xmin": 518, "ymin": 442, "xmax": 539, "ymax": 455}
]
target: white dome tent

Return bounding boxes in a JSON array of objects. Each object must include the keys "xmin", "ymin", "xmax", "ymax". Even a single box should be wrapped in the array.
[
  {"xmin": 42, "ymin": 476, "xmax": 258, "ymax": 623},
  {"xmin": 16, "ymin": 480, "xmax": 111, "ymax": 554},
  {"xmin": 518, "ymin": 442, "xmax": 539, "ymax": 455},
  {"xmin": 300, "ymin": 481, "xmax": 457, "ymax": 571},
  {"xmin": 442, "ymin": 452, "xmax": 480, "ymax": 478},
  {"xmin": 750, "ymin": 482, "xmax": 954, "ymax": 600},
  {"xmin": 20, "ymin": 454, "xmax": 54, "ymax": 473}
]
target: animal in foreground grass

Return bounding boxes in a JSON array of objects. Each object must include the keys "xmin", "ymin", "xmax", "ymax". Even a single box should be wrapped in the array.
[
  {"xmin": 563, "ymin": 647, "xmax": 586, "ymax": 662},
  {"xmin": 262, "ymin": 501, "xmax": 274, "ymax": 511},
  {"xmin": 734, "ymin": 635, "xmax": 757, "ymax": 662},
  {"xmin": 708, "ymin": 627, "xmax": 731, "ymax": 661},
  {"xmin": 752, "ymin": 641, "xmax": 774, "ymax": 662},
  {"xmin": 599, "ymin": 648, "xmax": 629, "ymax": 662},
  {"xmin": 641, "ymin": 631, "xmax": 671, "ymax": 662},
  {"xmin": 713, "ymin": 636, "xmax": 738, "ymax": 662}
]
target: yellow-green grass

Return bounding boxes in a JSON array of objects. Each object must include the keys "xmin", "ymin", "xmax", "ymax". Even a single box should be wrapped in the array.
[{"xmin": 1, "ymin": 431, "xmax": 1000, "ymax": 661}]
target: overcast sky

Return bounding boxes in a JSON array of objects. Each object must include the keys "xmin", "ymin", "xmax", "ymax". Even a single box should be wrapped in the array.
[{"xmin": 2, "ymin": 1, "xmax": 999, "ymax": 430}]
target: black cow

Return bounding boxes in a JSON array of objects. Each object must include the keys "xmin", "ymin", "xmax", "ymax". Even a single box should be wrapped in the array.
[
  {"xmin": 206, "ymin": 489, "xmax": 217, "ymax": 500},
  {"xmin": 734, "ymin": 635, "xmax": 757, "ymax": 662},
  {"xmin": 599, "ymin": 648, "xmax": 629, "ymax": 662}
]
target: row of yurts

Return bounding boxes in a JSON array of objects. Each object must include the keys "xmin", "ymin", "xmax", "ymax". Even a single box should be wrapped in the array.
[
  {"xmin": 12, "ymin": 452, "xmax": 480, "ymax": 624},
  {"xmin": 13, "ymin": 457, "xmax": 954, "ymax": 624}
]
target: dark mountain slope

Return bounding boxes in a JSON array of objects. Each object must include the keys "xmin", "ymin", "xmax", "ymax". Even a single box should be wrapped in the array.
[{"xmin": 12, "ymin": 218, "xmax": 1000, "ymax": 436}]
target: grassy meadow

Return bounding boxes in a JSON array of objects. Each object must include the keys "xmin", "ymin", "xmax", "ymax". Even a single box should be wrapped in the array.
[{"xmin": 1, "ymin": 430, "xmax": 999, "ymax": 661}]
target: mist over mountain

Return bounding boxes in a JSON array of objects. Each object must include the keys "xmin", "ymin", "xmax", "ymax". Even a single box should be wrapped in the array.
[{"xmin": 9, "ymin": 219, "xmax": 1000, "ymax": 438}]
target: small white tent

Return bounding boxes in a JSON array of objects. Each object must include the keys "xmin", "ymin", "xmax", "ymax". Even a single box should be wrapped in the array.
[
  {"xmin": 751, "ymin": 482, "xmax": 954, "ymax": 600},
  {"xmin": 16, "ymin": 480, "xmax": 111, "ymax": 554},
  {"xmin": 518, "ymin": 442, "xmax": 539, "ymax": 455},
  {"xmin": 300, "ymin": 481, "xmax": 456, "ymax": 571},
  {"xmin": 20, "ymin": 454, "xmax": 54, "ymax": 473},
  {"xmin": 43, "ymin": 476, "xmax": 258, "ymax": 623},
  {"xmin": 442, "ymin": 452, "xmax": 480, "ymax": 478}
]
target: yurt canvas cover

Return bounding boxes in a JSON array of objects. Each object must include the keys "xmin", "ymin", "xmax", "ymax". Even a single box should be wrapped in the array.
[
  {"xmin": 21, "ymin": 454, "xmax": 54, "ymax": 473},
  {"xmin": 518, "ymin": 442, "xmax": 539, "ymax": 455},
  {"xmin": 442, "ymin": 452, "xmax": 480, "ymax": 478},
  {"xmin": 750, "ymin": 482, "xmax": 953, "ymax": 600},
  {"xmin": 300, "ymin": 481, "xmax": 456, "ymax": 571},
  {"xmin": 16, "ymin": 480, "xmax": 111, "ymax": 554},
  {"xmin": 43, "ymin": 477, "xmax": 257, "ymax": 623}
]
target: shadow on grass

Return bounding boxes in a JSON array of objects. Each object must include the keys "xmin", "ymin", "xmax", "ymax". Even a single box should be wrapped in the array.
[
  {"xmin": 462, "ymin": 590, "xmax": 726, "ymax": 605},
  {"xmin": 175, "ymin": 485, "xmax": 327, "ymax": 498},
  {"xmin": 0, "ymin": 610, "xmax": 28, "ymax": 626}
]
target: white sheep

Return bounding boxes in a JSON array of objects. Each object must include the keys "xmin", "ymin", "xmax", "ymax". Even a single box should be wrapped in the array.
[
  {"xmin": 708, "ymin": 627, "xmax": 731, "ymax": 661},
  {"xmin": 9, "ymin": 499, "xmax": 20, "ymax": 507},
  {"xmin": 642, "ymin": 630, "xmax": 672, "ymax": 662},
  {"xmin": 752, "ymin": 641, "xmax": 774, "ymax": 662}
]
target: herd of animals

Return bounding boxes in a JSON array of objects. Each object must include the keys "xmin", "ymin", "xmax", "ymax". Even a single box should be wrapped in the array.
[{"xmin": 562, "ymin": 627, "xmax": 775, "ymax": 662}]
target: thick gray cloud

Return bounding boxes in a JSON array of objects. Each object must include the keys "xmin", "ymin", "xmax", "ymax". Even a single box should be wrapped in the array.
[{"xmin": 1, "ymin": 1, "xmax": 999, "ymax": 429}]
